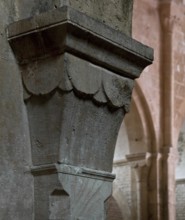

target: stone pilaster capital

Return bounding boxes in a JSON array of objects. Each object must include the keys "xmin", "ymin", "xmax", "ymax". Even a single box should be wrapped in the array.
[
  {"xmin": 123, "ymin": 152, "xmax": 151, "ymax": 182},
  {"xmin": 132, "ymin": 161, "xmax": 150, "ymax": 182},
  {"xmin": 136, "ymin": 153, "xmax": 151, "ymax": 179}
]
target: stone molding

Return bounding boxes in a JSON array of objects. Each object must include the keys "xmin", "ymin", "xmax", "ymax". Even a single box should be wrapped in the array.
[
  {"xmin": 31, "ymin": 163, "xmax": 114, "ymax": 219},
  {"xmin": 31, "ymin": 163, "xmax": 115, "ymax": 181},
  {"xmin": 176, "ymin": 178, "xmax": 185, "ymax": 185},
  {"xmin": 113, "ymin": 152, "xmax": 151, "ymax": 167},
  {"xmin": 7, "ymin": 6, "xmax": 153, "ymax": 79}
]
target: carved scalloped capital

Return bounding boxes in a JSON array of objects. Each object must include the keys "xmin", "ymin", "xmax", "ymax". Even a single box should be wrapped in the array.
[
  {"xmin": 7, "ymin": 6, "xmax": 153, "ymax": 172},
  {"xmin": 7, "ymin": 6, "xmax": 153, "ymax": 111},
  {"xmin": 21, "ymin": 54, "xmax": 135, "ymax": 111},
  {"xmin": 6, "ymin": 6, "xmax": 153, "ymax": 220}
]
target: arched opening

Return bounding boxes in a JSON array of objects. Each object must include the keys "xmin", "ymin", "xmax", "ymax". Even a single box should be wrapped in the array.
[
  {"xmin": 107, "ymin": 82, "xmax": 155, "ymax": 220},
  {"xmin": 106, "ymin": 195, "xmax": 125, "ymax": 220},
  {"xmin": 176, "ymin": 120, "xmax": 185, "ymax": 220}
]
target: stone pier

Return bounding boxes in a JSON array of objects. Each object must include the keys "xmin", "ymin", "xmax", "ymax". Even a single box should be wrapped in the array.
[{"xmin": 6, "ymin": 4, "xmax": 153, "ymax": 220}]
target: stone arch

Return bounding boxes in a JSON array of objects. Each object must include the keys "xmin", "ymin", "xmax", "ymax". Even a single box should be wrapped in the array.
[
  {"xmin": 107, "ymin": 195, "xmax": 124, "ymax": 220},
  {"xmin": 114, "ymin": 81, "xmax": 156, "ymax": 161},
  {"xmin": 126, "ymin": 82, "xmax": 156, "ymax": 154},
  {"xmin": 108, "ymin": 81, "xmax": 156, "ymax": 220}
]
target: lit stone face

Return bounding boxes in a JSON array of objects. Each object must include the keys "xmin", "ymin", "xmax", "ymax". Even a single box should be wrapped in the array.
[
  {"xmin": 64, "ymin": 0, "xmax": 133, "ymax": 35},
  {"xmin": 14, "ymin": 0, "xmax": 133, "ymax": 35}
]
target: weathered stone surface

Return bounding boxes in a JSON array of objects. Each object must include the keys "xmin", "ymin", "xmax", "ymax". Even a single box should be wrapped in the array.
[
  {"xmin": 24, "ymin": 53, "xmax": 130, "ymax": 170},
  {"xmin": 7, "ymin": 6, "xmax": 153, "ymax": 79},
  {"xmin": 59, "ymin": 92, "xmax": 124, "ymax": 172},
  {"xmin": 5, "ymin": 3, "xmax": 153, "ymax": 220},
  {"xmin": 21, "ymin": 56, "xmax": 64, "ymax": 95},
  {"xmin": 19, "ymin": 50, "xmax": 144, "ymax": 173},
  {"xmin": 103, "ymin": 72, "xmax": 134, "ymax": 109},
  {"xmin": 31, "ymin": 164, "xmax": 114, "ymax": 220},
  {"xmin": 66, "ymin": 55, "xmax": 102, "ymax": 96},
  {"xmin": 176, "ymin": 179, "xmax": 185, "ymax": 220},
  {"xmin": 14, "ymin": 0, "xmax": 133, "ymax": 36},
  {"xmin": 26, "ymin": 91, "xmax": 63, "ymax": 165},
  {"xmin": 22, "ymin": 52, "xmax": 136, "ymax": 109},
  {"xmin": 65, "ymin": 0, "xmax": 134, "ymax": 35},
  {"xmin": 0, "ymin": 1, "xmax": 34, "ymax": 220}
]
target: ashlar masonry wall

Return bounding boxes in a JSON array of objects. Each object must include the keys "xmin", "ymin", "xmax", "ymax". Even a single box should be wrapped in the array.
[
  {"xmin": 176, "ymin": 123, "xmax": 185, "ymax": 220},
  {"xmin": 176, "ymin": 181, "xmax": 185, "ymax": 220}
]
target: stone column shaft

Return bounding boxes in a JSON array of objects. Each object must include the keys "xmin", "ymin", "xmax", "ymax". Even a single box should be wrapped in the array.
[
  {"xmin": 159, "ymin": 2, "xmax": 183, "ymax": 219},
  {"xmin": 127, "ymin": 153, "xmax": 151, "ymax": 220}
]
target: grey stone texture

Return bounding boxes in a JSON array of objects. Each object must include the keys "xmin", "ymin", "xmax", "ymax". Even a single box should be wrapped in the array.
[
  {"xmin": 7, "ymin": 5, "xmax": 153, "ymax": 168},
  {"xmin": 61, "ymin": 0, "xmax": 134, "ymax": 35},
  {"xmin": 176, "ymin": 180, "xmax": 185, "ymax": 220},
  {"xmin": 1, "ymin": 1, "xmax": 153, "ymax": 220},
  {"xmin": 32, "ymin": 164, "xmax": 114, "ymax": 220},
  {"xmin": 14, "ymin": 0, "xmax": 133, "ymax": 36},
  {"xmin": 0, "ymin": 1, "xmax": 34, "ymax": 220},
  {"xmin": 7, "ymin": 6, "xmax": 153, "ymax": 77}
]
